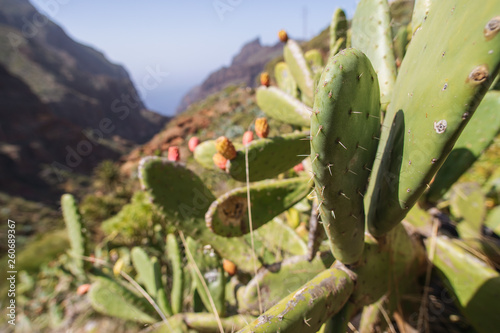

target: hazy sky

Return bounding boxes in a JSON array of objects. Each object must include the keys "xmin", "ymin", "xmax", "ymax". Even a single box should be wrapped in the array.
[{"xmin": 30, "ymin": 0, "xmax": 359, "ymax": 115}]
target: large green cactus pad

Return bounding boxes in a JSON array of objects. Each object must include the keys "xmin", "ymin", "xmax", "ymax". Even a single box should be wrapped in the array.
[
  {"xmin": 351, "ymin": 0, "xmax": 397, "ymax": 108},
  {"xmin": 227, "ymin": 131, "xmax": 310, "ymax": 182},
  {"xmin": 206, "ymin": 177, "xmax": 310, "ymax": 237},
  {"xmin": 256, "ymin": 86, "xmax": 310, "ymax": 127},
  {"xmin": 330, "ymin": 8, "xmax": 348, "ymax": 54},
  {"xmin": 238, "ymin": 264, "xmax": 354, "ymax": 333},
  {"xmin": 369, "ymin": 1, "xmax": 500, "ymax": 236},
  {"xmin": 426, "ymin": 91, "xmax": 500, "ymax": 202},
  {"xmin": 284, "ymin": 39, "xmax": 315, "ymax": 101},
  {"xmin": 430, "ymin": 236, "xmax": 500, "ymax": 333},
  {"xmin": 311, "ymin": 48, "xmax": 381, "ymax": 264},
  {"xmin": 61, "ymin": 193, "xmax": 87, "ymax": 275},
  {"xmin": 139, "ymin": 157, "xmax": 258, "ymax": 272}
]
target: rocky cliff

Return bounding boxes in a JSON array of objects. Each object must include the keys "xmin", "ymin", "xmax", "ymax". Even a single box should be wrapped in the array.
[
  {"xmin": 176, "ymin": 38, "xmax": 282, "ymax": 113},
  {"xmin": 0, "ymin": 0, "xmax": 168, "ymax": 202}
]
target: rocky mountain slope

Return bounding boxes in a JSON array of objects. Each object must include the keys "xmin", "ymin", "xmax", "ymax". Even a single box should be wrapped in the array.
[
  {"xmin": 0, "ymin": 0, "xmax": 168, "ymax": 201},
  {"xmin": 176, "ymin": 38, "xmax": 283, "ymax": 113}
]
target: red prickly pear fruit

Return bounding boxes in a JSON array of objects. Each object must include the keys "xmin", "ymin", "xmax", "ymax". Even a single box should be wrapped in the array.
[
  {"xmin": 77, "ymin": 284, "xmax": 91, "ymax": 296},
  {"xmin": 213, "ymin": 153, "xmax": 228, "ymax": 171},
  {"xmin": 223, "ymin": 259, "xmax": 237, "ymax": 276},
  {"xmin": 294, "ymin": 162, "xmax": 304, "ymax": 173},
  {"xmin": 260, "ymin": 72, "xmax": 270, "ymax": 87},
  {"xmin": 188, "ymin": 137, "xmax": 200, "ymax": 152},
  {"xmin": 215, "ymin": 136, "xmax": 237, "ymax": 160},
  {"xmin": 255, "ymin": 117, "xmax": 269, "ymax": 139},
  {"xmin": 168, "ymin": 146, "xmax": 180, "ymax": 161},
  {"xmin": 242, "ymin": 131, "xmax": 254, "ymax": 145},
  {"xmin": 278, "ymin": 29, "xmax": 288, "ymax": 42}
]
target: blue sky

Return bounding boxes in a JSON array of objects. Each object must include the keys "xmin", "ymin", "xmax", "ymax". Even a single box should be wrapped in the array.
[{"xmin": 30, "ymin": 0, "xmax": 359, "ymax": 115}]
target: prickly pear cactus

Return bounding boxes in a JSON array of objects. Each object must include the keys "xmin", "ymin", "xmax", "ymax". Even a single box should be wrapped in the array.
[
  {"xmin": 310, "ymin": 48, "xmax": 381, "ymax": 264},
  {"xmin": 61, "ymin": 194, "xmax": 87, "ymax": 276},
  {"xmin": 368, "ymin": 0, "xmax": 500, "ymax": 237},
  {"xmin": 256, "ymin": 86, "xmax": 310, "ymax": 127}
]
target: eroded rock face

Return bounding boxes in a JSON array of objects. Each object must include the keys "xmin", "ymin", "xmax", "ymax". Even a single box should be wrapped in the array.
[{"xmin": 0, "ymin": 0, "xmax": 169, "ymax": 201}]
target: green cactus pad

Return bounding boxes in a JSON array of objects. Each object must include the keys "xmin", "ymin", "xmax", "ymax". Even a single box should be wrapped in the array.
[
  {"xmin": 139, "ymin": 157, "xmax": 259, "ymax": 272},
  {"xmin": 330, "ymin": 8, "xmax": 348, "ymax": 54},
  {"xmin": 305, "ymin": 49, "xmax": 324, "ymax": 75},
  {"xmin": 284, "ymin": 39, "xmax": 315, "ymax": 101},
  {"xmin": 485, "ymin": 206, "xmax": 500, "ymax": 235},
  {"xmin": 206, "ymin": 177, "xmax": 310, "ymax": 237},
  {"xmin": 88, "ymin": 275, "xmax": 157, "ymax": 324},
  {"xmin": 61, "ymin": 194, "xmax": 87, "ymax": 275},
  {"xmin": 255, "ymin": 86, "xmax": 310, "ymax": 127},
  {"xmin": 238, "ymin": 264, "xmax": 354, "ymax": 333},
  {"xmin": 368, "ymin": 1, "xmax": 500, "ymax": 237},
  {"xmin": 186, "ymin": 237, "xmax": 225, "ymax": 317},
  {"xmin": 351, "ymin": 0, "xmax": 397, "ymax": 108},
  {"xmin": 430, "ymin": 236, "xmax": 500, "ymax": 333},
  {"xmin": 253, "ymin": 218, "xmax": 308, "ymax": 257},
  {"xmin": 310, "ymin": 48, "xmax": 381, "ymax": 264},
  {"xmin": 449, "ymin": 182, "xmax": 486, "ymax": 239},
  {"xmin": 411, "ymin": 0, "xmax": 433, "ymax": 34},
  {"xmin": 131, "ymin": 247, "xmax": 162, "ymax": 299},
  {"xmin": 149, "ymin": 313, "xmax": 256, "ymax": 333},
  {"xmin": 274, "ymin": 61, "xmax": 299, "ymax": 98},
  {"xmin": 227, "ymin": 131, "xmax": 310, "ymax": 182},
  {"xmin": 426, "ymin": 91, "xmax": 500, "ymax": 202},
  {"xmin": 166, "ymin": 234, "xmax": 184, "ymax": 314},
  {"xmin": 237, "ymin": 252, "xmax": 334, "ymax": 314}
]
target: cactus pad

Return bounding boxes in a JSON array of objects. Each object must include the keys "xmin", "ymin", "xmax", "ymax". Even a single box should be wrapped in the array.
[{"xmin": 256, "ymin": 86, "xmax": 310, "ymax": 127}]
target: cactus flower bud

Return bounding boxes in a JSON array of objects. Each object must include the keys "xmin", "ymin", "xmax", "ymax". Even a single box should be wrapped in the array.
[
  {"xmin": 260, "ymin": 72, "xmax": 270, "ymax": 87},
  {"xmin": 278, "ymin": 29, "xmax": 288, "ymax": 42},
  {"xmin": 215, "ymin": 136, "xmax": 237, "ymax": 160},
  {"xmin": 168, "ymin": 146, "xmax": 180, "ymax": 161},
  {"xmin": 188, "ymin": 137, "xmax": 200, "ymax": 152},
  {"xmin": 213, "ymin": 153, "xmax": 228, "ymax": 171},
  {"xmin": 255, "ymin": 117, "xmax": 269, "ymax": 138},
  {"xmin": 242, "ymin": 131, "xmax": 254, "ymax": 145}
]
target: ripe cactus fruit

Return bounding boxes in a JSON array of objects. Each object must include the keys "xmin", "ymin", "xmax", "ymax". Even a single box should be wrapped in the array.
[
  {"xmin": 256, "ymin": 86, "xmax": 310, "ymax": 127},
  {"xmin": 242, "ymin": 130, "xmax": 253, "ymax": 145},
  {"xmin": 222, "ymin": 259, "xmax": 236, "ymax": 276},
  {"xmin": 293, "ymin": 162, "xmax": 304, "ymax": 173},
  {"xmin": 351, "ymin": 0, "xmax": 397, "ymax": 109},
  {"xmin": 226, "ymin": 131, "xmax": 310, "ymax": 182},
  {"xmin": 212, "ymin": 153, "xmax": 228, "ymax": 171},
  {"xmin": 254, "ymin": 117, "xmax": 269, "ymax": 138},
  {"xmin": 310, "ymin": 48, "xmax": 380, "ymax": 265},
  {"xmin": 278, "ymin": 29, "xmax": 288, "ymax": 42},
  {"xmin": 188, "ymin": 136, "xmax": 200, "ymax": 152},
  {"xmin": 76, "ymin": 284, "xmax": 90, "ymax": 296},
  {"xmin": 368, "ymin": 0, "xmax": 500, "ymax": 237},
  {"xmin": 206, "ymin": 177, "xmax": 310, "ymax": 237},
  {"xmin": 168, "ymin": 146, "xmax": 180, "ymax": 161},
  {"xmin": 260, "ymin": 72, "xmax": 270, "ymax": 87},
  {"xmin": 215, "ymin": 136, "xmax": 237, "ymax": 160}
]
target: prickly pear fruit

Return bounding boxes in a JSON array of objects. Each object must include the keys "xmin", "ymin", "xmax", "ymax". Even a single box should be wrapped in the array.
[
  {"xmin": 222, "ymin": 259, "xmax": 236, "ymax": 276},
  {"xmin": 168, "ymin": 146, "xmax": 180, "ymax": 161},
  {"xmin": 242, "ymin": 131, "xmax": 254, "ymax": 145},
  {"xmin": 188, "ymin": 137, "xmax": 200, "ymax": 152},
  {"xmin": 278, "ymin": 29, "xmax": 288, "ymax": 42},
  {"xmin": 77, "ymin": 284, "xmax": 90, "ymax": 296},
  {"xmin": 215, "ymin": 136, "xmax": 237, "ymax": 160},
  {"xmin": 212, "ymin": 153, "xmax": 228, "ymax": 171},
  {"xmin": 293, "ymin": 162, "xmax": 304, "ymax": 173},
  {"xmin": 254, "ymin": 117, "xmax": 269, "ymax": 138},
  {"xmin": 260, "ymin": 72, "xmax": 270, "ymax": 87},
  {"xmin": 311, "ymin": 48, "xmax": 381, "ymax": 265}
]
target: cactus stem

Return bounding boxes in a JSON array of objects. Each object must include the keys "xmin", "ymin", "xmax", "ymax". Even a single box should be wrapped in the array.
[{"xmin": 336, "ymin": 139, "xmax": 348, "ymax": 150}]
